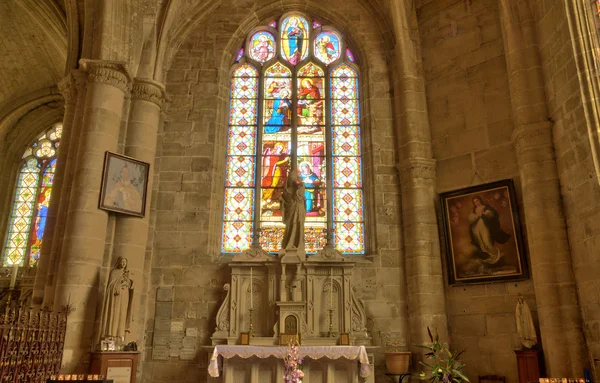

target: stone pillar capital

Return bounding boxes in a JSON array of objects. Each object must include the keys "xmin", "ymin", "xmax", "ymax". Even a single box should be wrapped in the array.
[
  {"xmin": 396, "ymin": 158, "xmax": 437, "ymax": 184},
  {"xmin": 131, "ymin": 78, "xmax": 166, "ymax": 108},
  {"xmin": 79, "ymin": 59, "xmax": 132, "ymax": 92},
  {"xmin": 512, "ymin": 121, "xmax": 553, "ymax": 155}
]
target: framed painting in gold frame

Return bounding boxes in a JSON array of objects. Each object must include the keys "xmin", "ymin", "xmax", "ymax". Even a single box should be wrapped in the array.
[
  {"xmin": 439, "ymin": 179, "xmax": 529, "ymax": 285},
  {"xmin": 98, "ymin": 152, "xmax": 150, "ymax": 217}
]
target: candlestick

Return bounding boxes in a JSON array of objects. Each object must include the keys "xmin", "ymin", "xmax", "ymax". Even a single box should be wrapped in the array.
[
  {"xmin": 9, "ymin": 264, "xmax": 18, "ymax": 289},
  {"xmin": 249, "ymin": 307, "xmax": 255, "ymax": 337},
  {"xmin": 250, "ymin": 267, "xmax": 253, "ymax": 309},
  {"xmin": 327, "ymin": 308, "xmax": 334, "ymax": 337},
  {"xmin": 329, "ymin": 268, "xmax": 333, "ymax": 309}
]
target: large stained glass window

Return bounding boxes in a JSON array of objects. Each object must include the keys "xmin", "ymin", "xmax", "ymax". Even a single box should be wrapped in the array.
[
  {"xmin": 2, "ymin": 123, "xmax": 62, "ymax": 266},
  {"xmin": 222, "ymin": 13, "xmax": 364, "ymax": 254}
]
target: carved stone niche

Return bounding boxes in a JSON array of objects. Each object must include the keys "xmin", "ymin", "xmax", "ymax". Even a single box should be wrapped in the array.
[{"xmin": 210, "ymin": 246, "xmax": 371, "ymax": 346}]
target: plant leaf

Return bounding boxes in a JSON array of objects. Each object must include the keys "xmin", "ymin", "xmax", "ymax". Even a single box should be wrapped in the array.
[{"xmin": 428, "ymin": 327, "xmax": 434, "ymax": 342}]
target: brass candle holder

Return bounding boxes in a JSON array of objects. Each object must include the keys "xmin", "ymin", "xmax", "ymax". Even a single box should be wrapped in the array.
[
  {"xmin": 327, "ymin": 308, "xmax": 334, "ymax": 337},
  {"xmin": 249, "ymin": 307, "xmax": 255, "ymax": 337}
]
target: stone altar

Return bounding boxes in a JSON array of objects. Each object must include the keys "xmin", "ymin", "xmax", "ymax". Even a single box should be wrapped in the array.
[
  {"xmin": 211, "ymin": 244, "xmax": 371, "ymax": 346},
  {"xmin": 207, "ymin": 345, "xmax": 372, "ymax": 383}
]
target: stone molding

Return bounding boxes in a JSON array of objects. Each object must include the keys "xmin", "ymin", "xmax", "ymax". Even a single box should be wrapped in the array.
[
  {"xmin": 512, "ymin": 122, "xmax": 553, "ymax": 155},
  {"xmin": 131, "ymin": 78, "xmax": 166, "ymax": 108},
  {"xmin": 396, "ymin": 157, "xmax": 437, "ymax": 184},
  {"xmin": 79, "ymin": 59, "xmax": 132, "ymax": 92}
]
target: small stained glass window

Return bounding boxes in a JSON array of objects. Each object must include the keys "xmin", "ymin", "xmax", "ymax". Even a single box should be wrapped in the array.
[
  {"xmin": 235, "ymin": 48, "xmax": 244, "ymax": 62},
  {"xmin": 2, "ymin": 123, "xmax": 62, "ymax": 266},
  {"xmin": 223, "ymin": 13, "xmax": 365, "ymax": 255},
  {"xmin": 346, "ymin": 48, "xmax": 355, "ymax": 63}
]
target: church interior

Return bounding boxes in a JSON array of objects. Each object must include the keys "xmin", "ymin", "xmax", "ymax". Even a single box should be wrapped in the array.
[{"xmin": 1, "ymin": 0, "xmax": 600, "ymax": 382}]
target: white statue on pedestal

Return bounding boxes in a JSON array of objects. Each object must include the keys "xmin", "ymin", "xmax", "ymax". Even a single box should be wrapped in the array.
[
  {"xmin": 100, "ymin": 256, "xmax": 134, "ymax": 347},
  {"xmin": 515, "ymin": 295, "xmax": 537, "ymax": 349},
  {"xmin": 281, "ymin": 173, "xmax": 306, "ymax": 251}
]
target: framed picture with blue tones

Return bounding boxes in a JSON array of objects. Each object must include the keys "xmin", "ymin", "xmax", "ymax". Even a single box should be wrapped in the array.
[
  {"xmin": 439, "ymin": 179, "xmax": 529, "ymax": 285},
  {"xmin": 99, "ymin": 151, "xmax": 149, "ymax": 217}
]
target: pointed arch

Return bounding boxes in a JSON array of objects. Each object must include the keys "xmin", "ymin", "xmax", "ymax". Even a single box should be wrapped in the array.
[{"xmin": 221, "ymin": 13, "xmax": 365, "ymax": 254}]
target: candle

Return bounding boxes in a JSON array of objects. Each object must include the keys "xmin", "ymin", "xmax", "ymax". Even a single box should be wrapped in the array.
[
  {"xmin": 329, "ymin": 268, "xmax": 333, "ymax": 309},
  {"xmin": 250, "ymin": 267, "xmax": 253, "ymax": 309},
  {"xmin": 9, "ymin": 264, "xmax": 18, "ymax": 289}
]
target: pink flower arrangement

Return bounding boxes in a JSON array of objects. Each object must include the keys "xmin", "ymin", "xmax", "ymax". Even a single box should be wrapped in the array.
[{"xmin": 283, "ymin": 344, "xmax": 304, "ymax": 383}]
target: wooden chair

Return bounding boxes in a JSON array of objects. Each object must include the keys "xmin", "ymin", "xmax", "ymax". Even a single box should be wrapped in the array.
[{"xmin": 479, "ymin": 375, "xmax": 506, "ymax": 383}]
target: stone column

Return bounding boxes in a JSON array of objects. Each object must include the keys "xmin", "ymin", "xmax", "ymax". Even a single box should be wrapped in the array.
[
  {"xmin": 109, "ymin": 78, "xmax": 164, "ymax": 347},
  {"xmin": 54, "ymin": 60, "xmax": 131, "ymax": 372},
  {"xmin": 390, "ymin": 1, "xmax": 448, "ymax": 353},
  {"xmin": 43, "ymin": 71, "xmax": 88, "ymax": 305},
  {"xmin": 32, "ymin": 72, "xmax": 80, "ymax": 305},
  {"xmin": 499, "ymin": 0, "xmax": 588, "ymax": 375}
]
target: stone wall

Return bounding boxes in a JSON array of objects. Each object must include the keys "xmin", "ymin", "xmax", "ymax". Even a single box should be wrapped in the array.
[
  {"xmin": 143, "ymin": 1, "xmax": 403, "ymax": 382},
  {"xmin": 418, "ymin": 0, "xmax": 537, "ymax": 381},
  {"xmin": 532, "ymin": 0, "xmax": 600, "ymax": 373}
]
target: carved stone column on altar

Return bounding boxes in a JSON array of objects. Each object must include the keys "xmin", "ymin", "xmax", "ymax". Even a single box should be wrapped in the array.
[
  {"xmin": 499, "ymin": 0, "xmax": 588, "ymax": 375},
  {"xmin": 54, "ymin": 60, "xmax": 131, "ymax": 372}
]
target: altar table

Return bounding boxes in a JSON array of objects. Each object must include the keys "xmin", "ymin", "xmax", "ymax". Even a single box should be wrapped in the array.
[{"xmin": 208, "ymin": 345, "xmax": 373, "ymax": 383}]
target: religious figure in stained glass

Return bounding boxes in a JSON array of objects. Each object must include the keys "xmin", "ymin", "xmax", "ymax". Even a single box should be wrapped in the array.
[
  {"xmin": 299, "ymin": 161, "xmax": 322, "ymax": 213},
  {"xmin": 282, "ymin": 17, "xmax": 308, "ymax": 64},
  {"xmin": 2, "ymin": 124, "xmax": 62, "ymax": 266},
  {"xmin": 265, "ymin": 88, "xmax": 292, "ymax": 133},
  {"xmin": 315, "ymin": 32, "xmax": 340, "ymax": 64},
  {"xmin": 250, "ymin": 31, "xmax": 276, "ymax": 63},
  {"xmin": 297, "ymin": 78, "xmax": 323, "ymax": 126},
  {"xmin": 223, "ymin": 13, "xmax": 365, "ymax": 255}
]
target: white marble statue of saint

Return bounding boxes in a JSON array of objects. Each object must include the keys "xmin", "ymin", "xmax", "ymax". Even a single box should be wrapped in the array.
[
  {"xmin": 281, "ymin": 172, "xmax": 306, "ymax": 250},
  {"xmin": 100, "ymin": 256, "xmax": 134, "ymax": 346},
  {"xmin": 515, "ymin": 295, "xmax": 537, "ymax": 349}
]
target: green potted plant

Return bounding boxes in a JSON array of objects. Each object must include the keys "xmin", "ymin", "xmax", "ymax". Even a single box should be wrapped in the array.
[
  {"xmin": 418, "ymin": 328, "xmax": 468, "ymax": 383},
  {"xmin": 383, "ymin": 338, "xmax": 411, "ymax": 375}
]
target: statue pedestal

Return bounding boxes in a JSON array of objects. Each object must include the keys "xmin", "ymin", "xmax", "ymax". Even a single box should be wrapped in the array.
[
  {"xmin": 90, "ymin": 351, "xmax": 140, "ymax": 383},
  {"xmin": 515, "ymin": 349, "xmax": 542, "ymax": 383}
]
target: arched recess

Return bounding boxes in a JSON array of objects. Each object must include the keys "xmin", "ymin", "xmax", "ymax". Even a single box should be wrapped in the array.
[
  {"xmin": 154, "ymin": 0, "xmax": 394, "ymax": 82},
  {"xmin": 0, "ymin": 91, "xmax": 64, "ymax": 267},
  {"xmin": 158, "ymin": 0, "xmax": 397, "ymax": 258}
]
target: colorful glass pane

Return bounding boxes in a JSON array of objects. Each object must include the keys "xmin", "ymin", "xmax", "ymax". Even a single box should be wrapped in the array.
[
  {"xmin": 3, "ymin": 159, "xmax": 40, "ymax": 266},
  {"xmin": 224, "ymin": 188, "xmax": 254, "ymax": 221},
  {"xmin": 333, "ymin": 189, "xmax": 363, "ymax": 221},
  {"xmin": 222, "ymin": 64, "xmax": 258, "ymax": 253},
  {"xmin": 223, "ymin": 15, "xmax": 365, "ymax": 255},
  {"xmin": 333, "ymin": 126, "xmax": 361, "ymax": 156},
  {"xmin": 268, "ymin": 20, "xmax": 277, "ymax": 28},
  {"xmin": 35, "ymin": 140, "xmax": 56, "ymax": 158},
  {"xmin": 249, "ymin": 31, "xmax": 276, "ymax": 63},
  {"xmin": 314, "ymin": 32, "xmax": 341, "ymax": 65},
  {"xmin": 346, "ymin": 48, "xmax": 355, "ymax": 63},
  {"xmin": 27, "ymin": 159, "xmax": 55, "ymax": 266},
  {"xmin": 225, "ymin": 156, "xmax": 256, "ymax": 187},
  {"xmin": 333, "ymin": 157, "xmax": 362, "ymax": 188},
  {"xmin": 228, "ymin": 126, "xmax": 256, "ymax": 156},
  {"xmin": 259, "ymin": 224, "xmax": 284, "ymax": 252},
  {"xmin": 331, "ymin": 63, "xmax": 364, "ymax": 254},
  {"xmin": 222, "ymin": 221, "xmax": 253, "ymax": 252},
  {"xmin": 235, "ymin": 48, "xmax": 244, "ymax": 62},
  {"xmin": 334, "ymin": 221, "xmax": 364, "ymax": 254},
  {"xmin": 281, "ymin": 16, "xmax": 309, "ymax": 65},
  {"xmin": 22, "ymin": 148, "xmax": 33, "ymax": 159}
]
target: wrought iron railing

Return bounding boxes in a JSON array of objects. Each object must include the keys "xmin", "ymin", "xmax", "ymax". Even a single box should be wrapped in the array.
[{"xmin": 0, "ymin": 302, "xmax": 68, "ymax": 383}]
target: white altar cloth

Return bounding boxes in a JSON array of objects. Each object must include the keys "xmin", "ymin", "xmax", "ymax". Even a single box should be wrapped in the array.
[{"xmin": 208, "ymin": 345, "xmax": 371, "ymax": 378}]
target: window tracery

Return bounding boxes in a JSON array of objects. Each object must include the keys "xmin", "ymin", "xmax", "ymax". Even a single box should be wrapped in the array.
[{"xmin": 223, "ymin": 13, "xmax": 364, "ymax": 255}]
